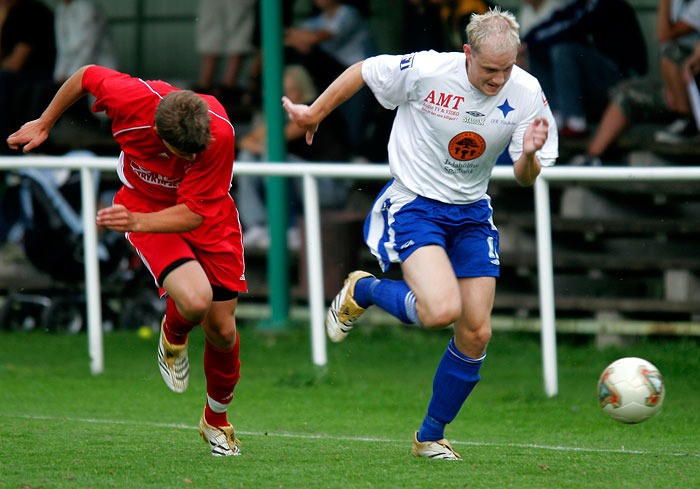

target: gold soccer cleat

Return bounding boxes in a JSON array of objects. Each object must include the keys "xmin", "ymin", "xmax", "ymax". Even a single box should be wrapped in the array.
[
  {"xmin": 199, "ymin": 412, "xmax": 241, "ymax": 456},
  {"xmin": 325, "ymin": 270, "xmax": 375, "ymax": 342},
  {"xmin": 157, "ymin": 317, "xmax": 189, "ymax": 393},
  {"xmin": 411, "ymin": 431, "xmax": 462, "ymax": 460}
]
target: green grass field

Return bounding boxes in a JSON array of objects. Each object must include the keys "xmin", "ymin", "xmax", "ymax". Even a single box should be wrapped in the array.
[{"xmin": 1, "ymin": 321, "xmax": 698, "ymax": 489}]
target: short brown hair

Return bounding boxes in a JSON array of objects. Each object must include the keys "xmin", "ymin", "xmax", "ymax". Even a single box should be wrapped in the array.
[{"xmin": 154, "ymin": 90, "xmax": 211, "ymax": 154}]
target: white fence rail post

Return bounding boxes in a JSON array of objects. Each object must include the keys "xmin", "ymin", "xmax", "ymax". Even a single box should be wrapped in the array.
[
  {"xmin": 302, "ymin": 173, "xmax": 327, "ymax": 366},
  {"xmin": 80, "ymin": 167, "xmax": 103, "ymax": 374},
  {"xmin": 534, "ymin": 177, "xmax": 557, "ymax": 397}
]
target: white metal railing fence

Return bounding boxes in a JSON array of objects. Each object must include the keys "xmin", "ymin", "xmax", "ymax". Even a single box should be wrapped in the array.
[{"xmin": 2, "ymin": 156, "xmax": 700, "ymax": 396}]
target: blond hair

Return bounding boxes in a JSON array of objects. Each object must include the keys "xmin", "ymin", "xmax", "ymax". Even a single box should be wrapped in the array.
[
  {"xmin": 466, "ymin": 7, "xmax": 520, "ymax": 56},
  {"xmin": 155, "ymin": 90, "xmax": 211, "ymax": 154},
  {"xmin": 284, "ymin": 64, "xmax": 318, "ymax": 104}
]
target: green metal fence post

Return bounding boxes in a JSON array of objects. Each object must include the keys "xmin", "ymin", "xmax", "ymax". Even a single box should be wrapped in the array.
[{"xmin": 260, "ymin": 0, "xmax": 289, "ymax": 328}]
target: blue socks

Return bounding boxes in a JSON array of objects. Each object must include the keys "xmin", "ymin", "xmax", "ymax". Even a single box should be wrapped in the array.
[
  {"xmin": 354, "ymin": 278, "xmax": 481, "ymax": 441},
  {"xmin": 417, "ymin": 337, "xmax": 485, "ymax": 442},
  {"xmin": 353, "ymin": 277, "xmax": 418, "ymax": 324},
  {"xmin": 353, "ymin": 276, "xmax": 378, "ymax": 309}
]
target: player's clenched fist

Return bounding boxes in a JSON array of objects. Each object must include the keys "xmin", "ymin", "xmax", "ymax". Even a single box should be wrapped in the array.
[
  {"xmin": 523, "ymin": 117, "xmax": 549, "ymax": 155},
  {"xmin": 96, "ymin": 204, "xmax": 136, "ymax": 233}
]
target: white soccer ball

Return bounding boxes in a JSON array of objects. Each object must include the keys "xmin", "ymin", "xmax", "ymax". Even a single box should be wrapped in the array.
[{"xmin": 597, "ymin": 357, "xmax": 665, "ymax": 424}]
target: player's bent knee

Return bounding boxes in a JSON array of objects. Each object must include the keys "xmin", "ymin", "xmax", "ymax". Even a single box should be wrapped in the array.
[
  {"xmin": 205, "ymin": 321, "xmax": 237, "ymax": 349},
  {"xmin": 217, "ymin": 328, "xmax": 238, "ymax": 347},
  {"xmin": 455, "ymin": 322, "xmax": 492, "ymax": 351},
  {"xmin": 474, "ymin": 327, "xmax": 492, "ymax": 348},
  {"xmin": 177, "ymin": 289, "xmax": 213, "ymax": 321},
  {"xmin": 419, "ymin": 304, "xmax": 462, "ymax": 329}
]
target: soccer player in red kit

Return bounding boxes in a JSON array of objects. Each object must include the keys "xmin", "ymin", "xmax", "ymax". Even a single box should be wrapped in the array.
[{"xmin": 8, "ymin": 65, "xmax": 247, "ymax": 457}]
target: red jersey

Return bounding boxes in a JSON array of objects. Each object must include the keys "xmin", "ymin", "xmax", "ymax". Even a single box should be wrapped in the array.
[{"xmin": 82, "ymin": 66, "xmax": 240, "ymax": 253}]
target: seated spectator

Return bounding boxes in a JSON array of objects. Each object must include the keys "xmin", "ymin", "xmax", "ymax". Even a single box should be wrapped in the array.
[
  {"xmin": 284, "ymin": 0, "xmax": 375, "ymax": 152},
  {"xmin": 285, "ymin": 0, "xmax": 374, "ymax": 87},
  {"xmin": 0, "ymin": 0, "xmax": 55, "ymax": 152},
  {"xmin": 235, "ymin": 65, "xmax": 351, "ymax": 250},
  {"xmin": 683, "ymin": 38, "xmax": 700, "ymax": 131},
  {"xmin": 570, "ymin": 0, "xmax": 700, "ymax": 165},
  {"xmin": 522, "ymin": 0, "xmax": 647, "ymax": 138},
  {"xmin": 653, "ymin": 0, "xmax": 700, "ymax": 142},
  {"xmin": 516, "ymin": 0, "xmax": 565, "ymax": 70},
  {"xmin": 195, "ymin": 0, "xmax": 257, "ymax": 100},
  {"xmin": 684, "ymin": 37, "xmax": 700, "ymax": 76},
  {"xmin": 684, "ymin": 38, "xmax": 700, "ymax": 91},
  {"xmin": 53, "ymin": 0, "xmax": 117, "ymax": 84},
  {"xmin": 0, "ymin": 0, "xmax": 54, "ymax": 245},
  {"xmin": 52, "ymin": 0, "xmax": 118, "ymax": 125},
  {"xmin": 438, "ymin": 0, "xmax": 493, "ymax": 50},
  {"xmin": 403, "ymin": 0, "xmax": 445, "ymax": 52},
  {"xmin": 403, "ymin": 0, "xmax": 496, "ymax": 53}
]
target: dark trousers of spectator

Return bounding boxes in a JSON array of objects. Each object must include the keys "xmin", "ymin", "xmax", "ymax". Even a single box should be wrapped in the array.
[{"xmin": 0, "ymin": 70, "xmax": 54, "ymax": 154}]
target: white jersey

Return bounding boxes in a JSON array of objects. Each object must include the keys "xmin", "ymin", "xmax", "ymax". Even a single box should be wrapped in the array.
[{"xmin": 361, "ymin": 50, "xmax": 558, "ymax": 204}]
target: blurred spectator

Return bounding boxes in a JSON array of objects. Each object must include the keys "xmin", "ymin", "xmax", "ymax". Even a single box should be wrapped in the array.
[
  {"xmin": 570, "ymin": 0, "xmax": 700, "ymax": 165},
  {"xmin": 403, "ymin": 0, "xmax": 445, "ymax": 52},
  {"xmin": 0, "ymin": 0, "xmax": 54, "ymax": 246},
  {"xmin": 52, "ymin": 0, "xmax": 118, "ymax": 127},
  {"xmin": 438, "ymin": 0, "xmax": 492, "ymax": 50},
  {"xmin": 515, "ymin": 0, "xmax": 565, "ymax": 70},
  {"xmin": 684, "ymin": 37, "xmax": 700, "ymax": 80},
  {"xmin": 522, "ymin": 0, "xmax": 647, "ymax": 138},
  {"xmin": 195, "ymin": 0, "xmax": 257, "ymax": 99},
  {"xmin": 0, "ymin": 0, "xmax": 55, "ymax": 152},
  {"xmin": 285, "ymin": 0, "xmax": 374, "ymax": 88},
  {"xmin": 517, "ymin": 0, "xmax": 564, "ymax": 38},
  {"xmin": 653, "ymin": 0, "xmax": 700, "ymax": 142},
  {"xmin": 284, "ymin": 0, "xmax": 375, "ymax": 152},
  {"xmin": 0, "ymin": 0, "xmax": 118, "ymax": 245},
  {"xmin": 683, "ymin": 38, "xmax": 700, "ymax": 130},
  {"xmin": 403, "ymin": 0, "xmax": 496, "ymax": 53},
  {"xmin": 53, "ymin": 0, "xmax": 117, "ymax": 84},
  {"xmin": 236, "ymin": 65, "xmax": 351, "ymax": 250}
]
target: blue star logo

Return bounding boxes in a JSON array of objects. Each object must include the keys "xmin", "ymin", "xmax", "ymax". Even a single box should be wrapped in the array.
[{"xmin": 497, "ymin": 99, "xmax": 515, "ymax": 118}]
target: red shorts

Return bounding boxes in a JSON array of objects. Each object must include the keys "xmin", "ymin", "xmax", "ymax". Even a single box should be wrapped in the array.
[
  {"xmin": 126, "ymin": 231, "xmax": 247, "ymax": 298},
  {"xmin": 115, "ymin": 188, "xmax": 247, "ymax": 298}
]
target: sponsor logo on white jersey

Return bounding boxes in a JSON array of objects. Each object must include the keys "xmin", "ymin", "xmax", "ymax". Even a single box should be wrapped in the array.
[
  {"xmin": 423, "ymin": 91, "xmax": 465, "ymax": 110},
  {"xmin": 422, "ymin": 91, "xmax": 466, "ymax": 121},
  {"xmin": 462, "ymin": 110, "xmax": 486, "ymax": 125}
]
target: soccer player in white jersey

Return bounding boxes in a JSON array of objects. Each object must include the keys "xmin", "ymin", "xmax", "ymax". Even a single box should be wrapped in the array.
[{"xmin": 283, "ymin": 8, "xmax": 558, "ymax": 460}]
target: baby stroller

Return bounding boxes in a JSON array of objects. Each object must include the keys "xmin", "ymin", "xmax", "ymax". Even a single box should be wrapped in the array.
[{"xmin": 0, "ymin": 165, "xmax": 164, "ymax": 332}]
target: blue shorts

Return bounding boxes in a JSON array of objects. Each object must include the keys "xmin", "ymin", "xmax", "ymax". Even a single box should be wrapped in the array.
[{"xmin": 363, "ymin": 180, "xmax": 500, "ymax": 277}]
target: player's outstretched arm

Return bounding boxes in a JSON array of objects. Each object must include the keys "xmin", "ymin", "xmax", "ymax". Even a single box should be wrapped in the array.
[
  {"xmin": 282, "ymin": 61, "xmax": 366, "ymax": 145},
  {"xmin": 513, "ymin": 117, "xmax": 548, "ymax": 187},
  {"xmin": 7, "ymin": 65, "xmax": 92, "ymax": 153}
]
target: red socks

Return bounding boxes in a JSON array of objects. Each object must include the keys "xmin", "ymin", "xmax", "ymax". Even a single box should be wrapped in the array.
[
  {"xmin": 163, "ymin": 293, "xmax": 240, "ymax": 428},
  {"xmin": 163, "ymin": 297, "xmax": 199, "ymax": 345},
  {"xmin": 204, "ymin": 331, "xmax": 241, "ymax": 427}
]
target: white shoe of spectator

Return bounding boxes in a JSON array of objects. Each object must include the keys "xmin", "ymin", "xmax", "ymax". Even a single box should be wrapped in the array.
[
  {"xmin": 287, "ymin": 227, "xmax": 301, "ymax": 251},
  {"xmin": 654, "ymin": 118, "xmax": 697, "ymax": 144},
  {"xmin": 568, "ymin": 154, "xmax": 602, "ymax": 166},
  {"xmin": 569, "ymin": 154, "xmax": 603, "ymax": 166}
]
